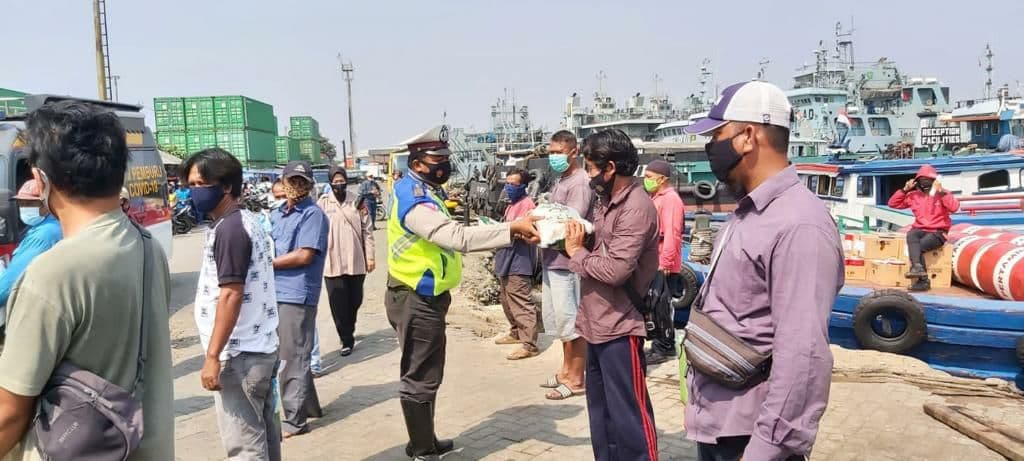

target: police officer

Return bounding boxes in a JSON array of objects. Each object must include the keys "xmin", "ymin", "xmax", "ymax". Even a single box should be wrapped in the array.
[{"xmin": 387, "ymin": 125, "xmax": 540, "ymax": 460}]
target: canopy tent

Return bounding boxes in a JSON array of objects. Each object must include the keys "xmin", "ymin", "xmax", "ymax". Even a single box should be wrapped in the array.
[{"xmin": 159, "ymin": 150, "xmax": 181, "ymax": 165}]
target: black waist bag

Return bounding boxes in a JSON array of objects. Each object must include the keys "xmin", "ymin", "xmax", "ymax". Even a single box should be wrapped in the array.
[
  {"xmin": 33, "ymin": 225, "xmax": 152, "ymax": 461},
  {"xmin": 625, "ymin": 271, "xmax": 673, "ymax": 340},
  {"xmin": 682, "ymin": 223, "xmax": 772, "ymax": 389}
]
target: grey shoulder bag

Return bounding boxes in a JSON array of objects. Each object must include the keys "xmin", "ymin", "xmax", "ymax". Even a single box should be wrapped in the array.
[
  {"xmin": 683, "ymin": 224, "xmax": 773, "ymax": 389},
  {"xmin": 32, "ymin": 224, "xmax": 152, "ymax": 461}
]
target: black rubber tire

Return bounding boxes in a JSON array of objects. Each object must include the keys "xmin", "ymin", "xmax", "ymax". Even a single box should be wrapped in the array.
[
  {"xmin": 172, "ymin": 220, "xmax": 189, "ymax": 235},
  {"xmin": 852, "ymin": 289, "xmax": 927, "ymax": 354},
  {"xmin": 1016, "ymin": 337, "xmax": 1024, "ymax": 367},
  {"xmin": 671, "ymin": 264, "xmax": 700, "ymax": 310},
  {"xmin": 693, "ymin": 180, "xmax": 717, "ymax": 201}
]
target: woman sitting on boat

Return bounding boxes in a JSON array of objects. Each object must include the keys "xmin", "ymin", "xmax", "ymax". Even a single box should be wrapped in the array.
[{"xmin": 887, "ymin": 164, "xmax": 960, "ymax": 292}]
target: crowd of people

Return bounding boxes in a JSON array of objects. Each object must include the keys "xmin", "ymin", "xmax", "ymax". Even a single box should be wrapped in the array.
[{"xmin": 0, "ymin": 80, "xmax": 964, "ymax": 461}]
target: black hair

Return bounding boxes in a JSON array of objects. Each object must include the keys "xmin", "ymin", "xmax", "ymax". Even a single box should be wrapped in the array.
[
  {"xmin": 180, "ymin": 148, "xmax": 244, "ymax": 198},
  {"xmin": 579, "ymin": 129, "xmax": 638, "ymax": 176},
  {"xmin": 550, "ymin": 130, "xmax": 577, "ymax": 148},
  {"xmin": 505, "ymin": 168, "xmax": 534, "ymax": 185},
  {"xmin": 761, "ymin": 125, "xmax": 790, "ymax": 153},
  {"xmin": 25, "ymin": 100, "xmax": 129, "ymax": 198}
]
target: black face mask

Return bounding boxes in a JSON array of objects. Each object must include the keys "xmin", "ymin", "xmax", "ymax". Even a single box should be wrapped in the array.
[
  {"xmin": 705, "ymin": 132, "xmax": 745, "ymax": 184},
  {"xmin": 916, "ymin": 178, "xmax": 934, "ymax": 192},
  {"xmin": 331, "ymin": 183, "xmax": 347, "ymax": 202},
  {"xmin": 588, "ymin": 164, "xmax": 615, "ymax": 198},
  {"xmin": 421, "ymin": 159, "xmax": 453, "ymax": 185}
]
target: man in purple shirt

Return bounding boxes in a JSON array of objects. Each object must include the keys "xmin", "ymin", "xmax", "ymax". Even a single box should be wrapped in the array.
[
  {"xmin": 564, "ymin": 129, "xmax": 660, "ymax": 461},
  {"xmin": 682, "ymin": 81, "xmax": 844, "ymax": 460}
]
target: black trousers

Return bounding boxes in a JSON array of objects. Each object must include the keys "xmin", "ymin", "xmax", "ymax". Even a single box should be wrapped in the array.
[
  {"xmin": 697, "ymin": 436, "xmax": 806, "ymax": 461},
  {"xmin": 325, "ymin": 275, "xmax": 367, "ymax": 348},
  {"xmin": 587, "ymin": 336, "xmax": 658, "ymax": 461},
  {"xmin": 650, "ymin": 273, "xmax": 680, "ymax": 356},
  {"xmin": 906, "ymin": 229, "xmax": 946, "ymax": 269},
  {"xmin": 385, "ymin": 279, "xmax": 451, "ymax": 403}
]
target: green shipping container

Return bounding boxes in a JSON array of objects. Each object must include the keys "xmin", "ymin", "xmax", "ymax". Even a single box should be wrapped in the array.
[
  {"xmin": 275, "ymin": 136, "xmax": 300, "ymax": 163},
  {"xmin": 0, "ymin": 88, "xmax": 27, "ymax": 117},
  {"xmin": 156, "ymin": 132, "xmax": 188, "ymax": 157},
  {"xmin": 217, "ymin": 129, "xmax": 276, "ymax": 165},
  {"xmin": 213, "ymin": 96, "xmax": 276, "ymax": 133},
  {"xmin": 183, "ymin": 97, "xmax": 216, "ymax": 131},
  {"xmin": 0, "ymin": 99, "xmax": 27, "ymax": 117},
  {"xmin": 289, "ymin": 116, "xmax": 320, "ymax": 140},
  {"xmin": 298, "ymin": 139, "xmax": 320, "ymax": 161},
  {"xmin": 185, "ymin": 130, "xmax": 218, "ymax": 154},
  {"xmin": 153, "ymin": 97, "xmax": 186, "ymax": 132}
]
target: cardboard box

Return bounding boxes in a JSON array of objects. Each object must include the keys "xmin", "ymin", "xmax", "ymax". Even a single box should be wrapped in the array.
[
  {"xmin": 867, "ymin": 259, "xmax": 909, "ymax": 287},
  {"xmin": 902, "ymin": 243, "xmax": 954, "ymax": 271},
  {"xmin": 844, "ymin": 257, "xmax": 866, "ymax": 281},
  {"xmin": 924, "ymin": 267, "xmax": 952, "ymax": 289},
  {"xmin": 862, "ymin": 233, "xmax": 905, "ymax": 260}
]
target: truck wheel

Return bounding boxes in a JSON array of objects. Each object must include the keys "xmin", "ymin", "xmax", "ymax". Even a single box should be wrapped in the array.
[{"xmin": 853, "ymin": 289, "xmax": 926, "ymax": 354}]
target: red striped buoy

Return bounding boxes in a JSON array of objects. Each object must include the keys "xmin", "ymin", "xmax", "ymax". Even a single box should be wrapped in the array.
[
  {"xmin": 951, "ymin": 235, "xmax": 1024, "ymax": 300},
  {"xmin": 948, "ymin": 224, "xmax": 1024, "ymax": 246}
]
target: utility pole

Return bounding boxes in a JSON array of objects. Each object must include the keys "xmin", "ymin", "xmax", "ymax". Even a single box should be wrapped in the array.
[
  {"xmin": 338, "ymin": 54, "xmax": 355, "ymax": 167},
  {"xmin": 93, "ymin": 0, "xmax": 112, "ymax": 100},
  {"xmin": 111, "ymin": 75, "xmax": 120, "ymax": 101}
]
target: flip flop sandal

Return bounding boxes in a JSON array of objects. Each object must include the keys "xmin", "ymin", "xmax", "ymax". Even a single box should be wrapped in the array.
[
  {"xmin": 540, "ymin": 374, "xmax": 562, "ymax": 389},
  {"xmin": 506, "ymin": 348, "xmax": 538, "ymax": 360},
  {"xmin": 545, "ymin": 383, "xmax": 585, "ymax": 401}
]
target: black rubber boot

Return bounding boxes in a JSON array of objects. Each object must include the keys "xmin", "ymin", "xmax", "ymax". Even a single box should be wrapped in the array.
[
  {"xmin": 401, "ymin": 399, "xmax": 443, "ymax": 460},
  {"xmin": 908, "ymin": 277, "xmax": 931, "ymax": 292},
  {"xmin": 404, "ymin": 401, "xmax": 454, "ymax": 458},
  {"xmin": 905, "ymin": 264, "xmax": 927, "ymax": 279}
]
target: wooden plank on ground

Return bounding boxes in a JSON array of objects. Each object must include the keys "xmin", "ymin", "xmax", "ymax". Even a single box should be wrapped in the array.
[{"xmin": 924, "ymin": 402, "xmax": 1024, "ymax": 461}]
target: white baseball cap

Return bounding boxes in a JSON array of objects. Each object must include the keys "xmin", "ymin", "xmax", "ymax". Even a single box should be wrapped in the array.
[{"xmin": 684, "ymin": 80, "xmax": 793, "ymax": 135}]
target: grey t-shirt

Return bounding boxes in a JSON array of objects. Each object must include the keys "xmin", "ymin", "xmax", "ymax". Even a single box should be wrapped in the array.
[{"xmin": 0, "ymin": 211, "xmax": 175, "ymax": 460}]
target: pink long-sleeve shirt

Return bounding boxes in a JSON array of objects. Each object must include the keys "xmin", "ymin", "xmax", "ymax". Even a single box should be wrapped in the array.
[{"xmin": 651, "ymin": 186, "xmax": 685, "ymax": 273}]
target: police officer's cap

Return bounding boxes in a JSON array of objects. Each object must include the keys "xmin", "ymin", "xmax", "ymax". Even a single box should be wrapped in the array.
[{"xmin": 402, "ymin": 125, "xmax": 452, "ymax": 157}]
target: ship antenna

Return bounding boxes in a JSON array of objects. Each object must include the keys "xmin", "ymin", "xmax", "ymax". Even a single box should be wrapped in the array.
[{"xmin": 756, "ymin": 58, "xmax": 770, "ymax": 81}]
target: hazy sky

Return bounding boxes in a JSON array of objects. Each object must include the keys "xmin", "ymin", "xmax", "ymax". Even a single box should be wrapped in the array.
[{"xmin": 7, "ymin": 0, "xmax": 1023, "ymax": 151}]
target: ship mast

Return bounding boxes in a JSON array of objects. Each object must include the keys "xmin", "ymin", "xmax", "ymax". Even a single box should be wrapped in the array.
[
  {"xmin": 698, "ymin": 59, "xmax": 713, "ymax": 109},
  {"xmin": 982, "ymin": 44, "xmax": 994, "ymax": 99}
]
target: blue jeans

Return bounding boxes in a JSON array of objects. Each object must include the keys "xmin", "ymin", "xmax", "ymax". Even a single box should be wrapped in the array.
[{"xmin": 310, "ymin": 327, "xmax": 322, "ymax": 373}]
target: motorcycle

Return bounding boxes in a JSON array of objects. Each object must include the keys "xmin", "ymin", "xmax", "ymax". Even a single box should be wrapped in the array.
[{"xmin": 172, "ymin": 200, "xmax": 198, "ymax": 235}]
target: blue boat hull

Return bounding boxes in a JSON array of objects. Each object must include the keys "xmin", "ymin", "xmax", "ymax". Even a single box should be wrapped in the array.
[{"xmin": 679, "ymin": 257, "xmax": 1024, "ymax": 388}]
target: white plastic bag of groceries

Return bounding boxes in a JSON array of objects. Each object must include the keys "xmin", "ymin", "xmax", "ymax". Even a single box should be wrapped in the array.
[{"xmin": 530, "ymin": 203, "xmax": 594, "ymax": 249}]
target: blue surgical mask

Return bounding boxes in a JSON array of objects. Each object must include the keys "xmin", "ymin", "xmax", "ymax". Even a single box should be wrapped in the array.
[
  {"xmin": 190, "ymin": 185, "xmax": 225, "ymax": 214},
  {"xmin": 504, "ymin": 184, "xmax": 528, "ymax": 203},
  {"xmin": 549, "ymin": 154, "xmax": 570, "ymax": 173},
  {"xmin": 19, "ymin": 207, "xmax": 44, "ymax": 227}
]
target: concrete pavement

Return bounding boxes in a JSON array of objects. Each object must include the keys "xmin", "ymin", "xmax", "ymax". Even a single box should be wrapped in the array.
[{"xmin": 168, "ymin": 228, "xmax": 1011, "ymax": 460}]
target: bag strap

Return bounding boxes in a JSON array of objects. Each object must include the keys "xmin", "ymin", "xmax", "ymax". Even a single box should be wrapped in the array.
[
  {"xmin": 129, "ymin": 221, "xmax": 152, "ymax": 396},
  {"xmin": 691, "ymin": 223, "xmax": 733, "ymax": 312}
]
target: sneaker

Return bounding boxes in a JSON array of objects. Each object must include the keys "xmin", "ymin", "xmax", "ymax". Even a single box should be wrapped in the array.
[
  {"xmin": 905, "ymin": 264, "xmax": 927, "ymax": 279},
  {"xmin": 909, "ymin": 278, "xmax": 931, "ymax": 292},
  {"xmin": 645, "ymin": 350, "xmax": 673, "ymax": 366},
  {"xmin": 340, "ymin": 347, "xmax": 353, "ymax": 357}
]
